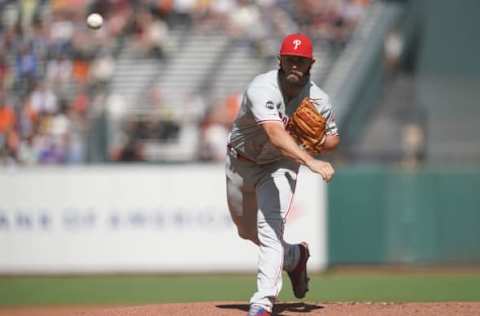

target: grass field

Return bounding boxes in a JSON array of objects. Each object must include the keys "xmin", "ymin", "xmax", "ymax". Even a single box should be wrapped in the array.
[{"xmin": 1, "ymin": 271, "xmax": 480, "ymax": 306}]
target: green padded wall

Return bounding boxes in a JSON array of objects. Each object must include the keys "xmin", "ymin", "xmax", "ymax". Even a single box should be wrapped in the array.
[{"xmin": 328, "ymin": 167, "xmax": 480, "ymax": 265}]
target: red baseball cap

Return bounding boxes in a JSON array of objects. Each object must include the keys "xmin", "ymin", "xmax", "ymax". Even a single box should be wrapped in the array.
[{"xmin": 279, "ymin": 33, "xmax": 314, "ymax": 59}]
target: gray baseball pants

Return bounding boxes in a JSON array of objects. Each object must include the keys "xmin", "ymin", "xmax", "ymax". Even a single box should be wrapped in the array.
[{"xmin": 225, "ymin": 151, "xmax": 300, "ymax": 311}]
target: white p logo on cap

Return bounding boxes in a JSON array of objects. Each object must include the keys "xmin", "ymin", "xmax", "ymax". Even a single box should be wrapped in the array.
[{"xmin": 293, "ymin": 39, "xmax": 302, "ymax": 49}]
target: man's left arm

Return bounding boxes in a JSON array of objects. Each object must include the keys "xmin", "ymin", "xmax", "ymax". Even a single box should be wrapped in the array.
[
  {"xmin": 317, "ymin": 94, "xmax": 340, "ymax": 152},
  {"xmin": 322, "ymin": 134, "xmax": 340, "ymax": 152}
]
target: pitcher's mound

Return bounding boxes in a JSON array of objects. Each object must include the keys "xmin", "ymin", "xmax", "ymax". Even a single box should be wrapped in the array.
[{"xmin": 1, "ymin": 301, "xmax": 479, "ymax": 316}]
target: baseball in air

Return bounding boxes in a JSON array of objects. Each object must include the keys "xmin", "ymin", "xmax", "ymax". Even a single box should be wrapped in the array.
[{"xmin": 86, "ymin": 13, "xmax": 103, "ymax": 30}]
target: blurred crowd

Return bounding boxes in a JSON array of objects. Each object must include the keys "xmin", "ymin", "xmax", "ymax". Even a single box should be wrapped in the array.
[
  {"xmin": 0, "ymin": 0, "xmax": 370, "ymax": 165},
  {"xmin": 193, "ymin": 0, "xmax": 371, "ymax": 161},
  {"xmin": 0, "ymin": 0, "xmax": 175, "ymax": 165}
]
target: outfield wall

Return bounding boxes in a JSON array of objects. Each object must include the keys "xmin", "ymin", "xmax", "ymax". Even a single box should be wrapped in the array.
[
  {"xmin": 0, "ymin": 165, "xmax": 327, "ymax": 273},
  {"xmin": 328, "ymin": 166, "xmax": 480, "ymax": 265}
]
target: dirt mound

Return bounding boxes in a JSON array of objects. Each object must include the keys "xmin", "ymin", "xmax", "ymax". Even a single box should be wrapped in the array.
[{"xmin": 1, "ymin": 301, "xmax": 479, "ymax": 316}]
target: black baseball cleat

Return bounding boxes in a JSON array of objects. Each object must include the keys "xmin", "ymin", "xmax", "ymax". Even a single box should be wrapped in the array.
[{"xmin": 287, "ymin": 242, "xmax": 310, "ymax": 299}]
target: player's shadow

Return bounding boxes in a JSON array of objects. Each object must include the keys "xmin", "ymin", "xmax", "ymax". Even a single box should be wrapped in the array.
[{"xmin": 216, "ymin": 302, "xmax": 324, "ymax": 315}]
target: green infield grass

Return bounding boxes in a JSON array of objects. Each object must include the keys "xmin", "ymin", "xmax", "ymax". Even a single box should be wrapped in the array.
[{"xmin": 1, "ymin": 272, "xmax": 480, "ymax": 306}]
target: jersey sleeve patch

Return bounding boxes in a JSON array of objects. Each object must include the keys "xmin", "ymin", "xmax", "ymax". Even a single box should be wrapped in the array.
[{"xmin": 247, "ymin": 86, "xmax": 281, "ymax": 122}]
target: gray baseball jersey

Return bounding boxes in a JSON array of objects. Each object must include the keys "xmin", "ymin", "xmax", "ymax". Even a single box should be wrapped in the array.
[{"xmin": 227, "ymin": 70, "xmax": 338, "ymax": 164}]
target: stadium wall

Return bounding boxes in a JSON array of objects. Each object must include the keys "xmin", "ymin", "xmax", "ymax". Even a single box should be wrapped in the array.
[
  {"xmin": 0, "ymin": 165, "xmax": 327, "ymax": 274},
  {"xmin": 328, "ymin": 166, "xmax": 480, "ymax": 265}
]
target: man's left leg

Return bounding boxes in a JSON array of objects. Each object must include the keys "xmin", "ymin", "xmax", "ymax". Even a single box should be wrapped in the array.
[{"xmin": 248, "ymin": 166, "xmax": 299, "ymax": 312}]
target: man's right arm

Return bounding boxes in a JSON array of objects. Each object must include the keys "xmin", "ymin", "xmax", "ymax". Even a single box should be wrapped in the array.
[{"xmin": 262, "ymin": 121, "xmax": 335, "ymax": 182}]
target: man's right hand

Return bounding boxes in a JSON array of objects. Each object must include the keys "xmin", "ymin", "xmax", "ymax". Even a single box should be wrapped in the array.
[
  {"xmin": 306, "ymin": 159, "xmax": 335, "ymax": 182},
  {"xmin": 261, "ymin": 122, "xmax": 336, "ymax": 182}
]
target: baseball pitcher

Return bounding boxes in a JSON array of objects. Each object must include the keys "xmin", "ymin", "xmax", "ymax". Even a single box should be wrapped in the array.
[{"xmin": 225, "ymin": 33, "xmax": 340, "ymax": 316}]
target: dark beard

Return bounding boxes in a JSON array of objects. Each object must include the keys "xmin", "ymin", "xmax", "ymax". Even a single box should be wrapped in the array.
[{"xmin": 279, "ymin": 68, "xmax": 310, "ymax": 88}]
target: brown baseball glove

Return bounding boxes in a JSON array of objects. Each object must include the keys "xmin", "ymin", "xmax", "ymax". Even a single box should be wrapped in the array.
[{"xmin": 286, "ymin": 97, "xmax": 327, "ymax": 154}]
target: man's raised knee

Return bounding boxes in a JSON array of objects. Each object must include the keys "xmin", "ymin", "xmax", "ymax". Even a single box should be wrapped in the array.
[{"xmin": 238, "ymin": 228, "xmax": 259, "ymax": 245}]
